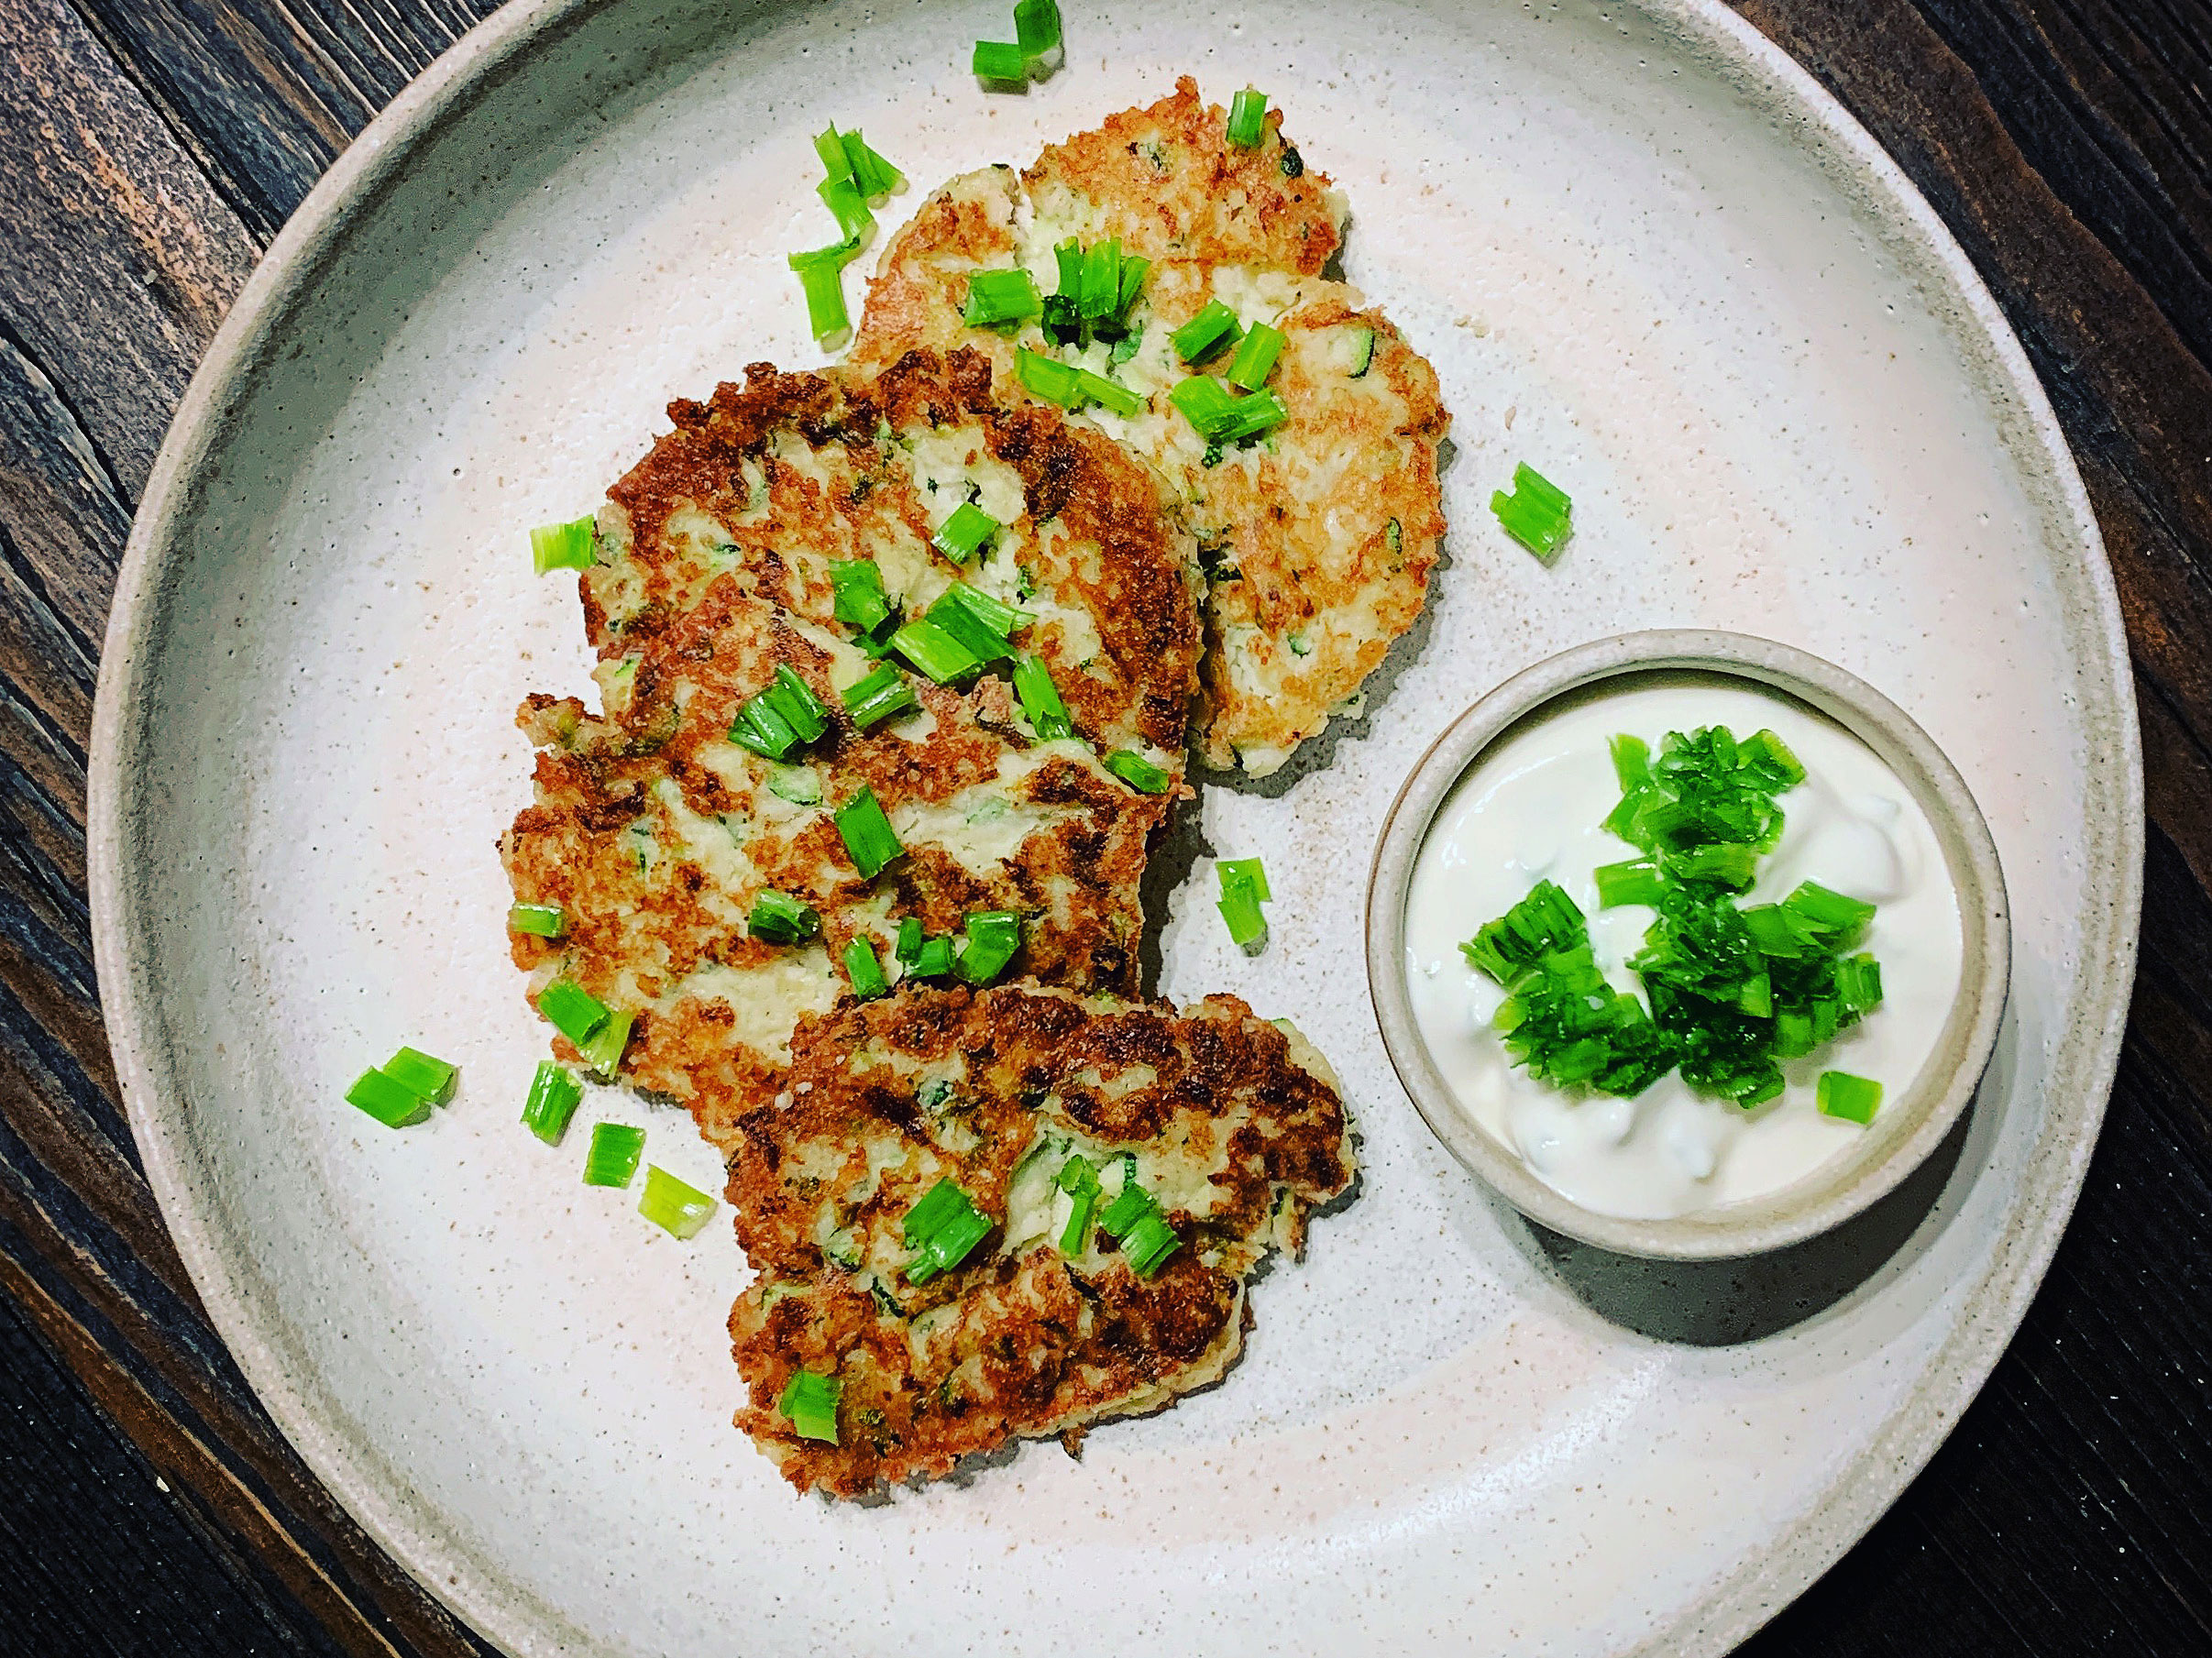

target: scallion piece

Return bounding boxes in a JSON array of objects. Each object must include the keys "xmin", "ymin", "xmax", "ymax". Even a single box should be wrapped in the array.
[
  {"xmin": 1226, "ymin": 88, "xmax": 1270, "ymax": 148},
  {"xmin": 509, "ymin": 903, "xmax": 566, "ymax": 939},
  {"xmin": 830, "ymin": 557, "xmax": 893, "ymax": 632},
  {"xmin": 1012, "ymin": 653, "xmax": 1073, "ymax": 740},
  {"xmin": 1227, "ymin": 322, "xmax": 1286, "ymax": 390},
  {"xmin": 902, "ymin": 1178, "xmax": 993, "ymax": 1283},
  {"xmin": 1104, "ymin": 748, "xmax": 1172, "ymax": 794},
  {"xmin": 963, "ymin": 267, "xmax": 1042, "ymax": 328},
  {"xmin": 638, "ymin": 1164, "xmax": 717, "ymax": 1239},
  {"xmin": 777, "ymin": 1369, "xmax": 842, "ymax": 1444},
  {"xmin": 1169, "ymin": 374, "xmax": 1238, "ymax": 436},
  {"xmin": 1055, "ymin": 1155, "xmax": 1100, "ymax": 1254},
  {"xmin": 1073, "ymin": 368, "xmax": 1143, "ymax": 416},
  {"xmin": 1098, "ymin": 1165, "xmax": 1158, "ymax": 1239},
  {"xmin": 346, "ymin": 1067, "xmax": 431, "ymax": 1128},
  {"xmin": 1491, "ymin": 462, "xmax": 1572, "ymax": 561},
  {"xmin": 537, "ymin": 978, "xmax": 610, "ymax": 1048},
  {"xmin": 955, "ymin": 910, "xmax": 1022, "ymax": 984},
  {"xmin": 896, "ymin": 917, "xmax": 925, "ymax": 965},
  {"xmin": 1014, "ymin": 0, "xmax": 1063, "ymax": 73},
  {"xmin": 1216, "ymin": 857, "xmax": 1271, "ymax": 902},
  {"xmin": 792, "ymin": 253, "xmax": 852, "ymax": 344},
  {"xmin": 817, "ymin": 177, "xmax": 875, "ymax": 247},
  {"xmin": 834, "ymin": 785, "xmax": 903, "ymax": 878},
  {"xmin": 909, "ymin": 935, "xmax": 955, "ymax": 978},
  {"xmin": 1014, "ymin": 346, "xmax": 1087, "ymax": 408},
  {"xmin": 1217, "ymin": 862, "xmax": 1268, "ymax": 949},
  {"xmin": 582, "ymin": 1122, "xmax": 646, "ymax": 1188},
  {"xmin": 1782, "ymin": 881, "xmax": 1877, "ymax": 937},
  {"xmin": 840, "ymin": 129, "xmax": 905, "ymax": 200},
  {"xmin": 1079, "ymin": 237, "xmax": 1121, "ymax": 320},
  {"xmin": 924, "ymin": 592, "xmax": 1016, "ymax": 666},
  {"xmin": 936, "ymin": 579, "xmax": 1032, "ymax": 639},
  {"xmin": 1218, "ymin": 387, "xmax": 1289, "ymax": 441},
  {"xmin": 842, "ymin": 936, "xmax": 889, "ymax": 999},
  {"xmin": 933, "ymin": 500, "xmax": 1002, "ymax": 563},
  {"xmin": 381, "ymin": 1046, "xmax": 457, "ymax": 1106},
  {"xmin": 766, "ymin": 664, "xmax": 831, "ymax": 742},
  {"xmin": 814, "ymin": 125, "xmax": 854, "ymax": 187},
  {"xmin": 729, "ymin": 693, "xmax": 798, "ymax": 761},
  {"xmin": 1593, "ymin": 859, "xmax": 1666, "ymax": 909},
  {"xmin": 1460, "ymin": 880, "xmax": 1585, "ymax": 983},
  {"xmin": 1817, "ymin": 1070, "xmax": 1884, "ymax": 1125},
  {"xmin": 1120, "ymin": 1210, "xmax": 1180, "ymax": 1277},
  {"xmin": 575, "ymin": 1010, "xmax": 633, "ymax": 1077},
  {"xmin": 530, "ymin": 516, "xmax": 597, "ymax": 575},
  {"xmin": 1663, "ymin": 841, "xmax": 1761, "ymax": 892},
  {"xmin": 972, "ymin": 39, "xmax": 1026, "ymax": 82},
  {"xmin": 1115, "ymin": 255, "xmax": 1150, "ymax": 318},
  {"xmin": 1171, "ymin": 301, "xmax": 1244, "ymax": 363},
  {"xmin": 1611, "ymin": 732, "xmax": 1652, "ymax": 792},
  {"xmin": 1740, "ymin": 728, "xmax": 1807, "ymax": 790},
  {"xmin": 522, "ymin": 1060, "xmax": 583, "ymax": 1146},
  {"xmin": 1052, "ymin": 237, "xmax": 1084, "ymax": 298},
  {"xmin": 749, "ymin": 890, "xmax": 821, "ymax": 946},
  {"xmin": 842, "ymin": 662, "xmax": 920, "ymax": 730},
  {"xmin": 891, "ymin": 616, "xmax": 985, "ymax": 684}
]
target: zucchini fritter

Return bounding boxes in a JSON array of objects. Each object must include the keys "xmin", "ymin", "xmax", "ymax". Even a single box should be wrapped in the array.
[
  {"xmin": 727, "ymin": 983, "xmax": 1355, "ymax": 1496},
  {"xmin": 852, "ymin": 78, "xmax": 1450, "ymax": 775},
  {"xmin": 502, "ymin": 349, "xmax": 1200, "ymax": 1152}
]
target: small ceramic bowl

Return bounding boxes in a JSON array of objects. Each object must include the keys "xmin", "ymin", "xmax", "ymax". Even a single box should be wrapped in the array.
[{"xmin": 1366, "ymin": 630, "xmax": 2010, "ymax": 1259}]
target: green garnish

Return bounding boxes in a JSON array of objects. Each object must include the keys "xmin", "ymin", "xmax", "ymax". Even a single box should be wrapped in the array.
[
  {"xmin": 1218, "ymin": 857, "xmax": 1271, "ymax": 901},
  {"xmin": 890, "ymin": 617, "xmax": 985, "ymax": 684},
  {"xmin": 766, "ymin": 765, "xmax": 821, "ymax": 806},
  {"xmin": 1103, "ymin": 749, "xmax": 1172, "ymax": 794},
  {"xmin": 789, "ymin": 247, "xmax": 853, "ymax": 344},
  {"xmin": 574, "ymin": 1009, "xmax": 633, "ymax": 1078},
  {"xmin": 842, "ymin": 936, "xmax": 890, "ymax": 999},
  {"xmin": 788, "ymin": 126, "xmax": 903, "ymax": 342},
  {"xmin": 1014, "ymin": 0, "xmax": 1063, "ymax": 75},
  {"xmin": 638, "ymin": 1165, "xmax": 716, "ymax": 1239},
  {"xmin": 1227, "ymin": 322, "xmax": 1286, "ymax": 390},
  {"xmin": 925, "ymin": 582, "xmax": 1032, "ymax": 664},
  {"xmin": 1172, "ymin": 301, "xmax": 1244, "ymax": 363},
  {"xmin": 1226, "ymin": 88, "xmax": 1270, "ymax": 148},
  {"xmin": 1170, "ymin": 376, "xmax": 1288, "ymax": 444},
  {"xmin": 963, "ymin": 267, "xmax": 1041, "ymax": 328},
  {"xmin": 954, "ymin": 910, "xmax": 1022, "ymax": 984},
  {"xmin": 537, "ymin": 977, "xmax": 610, "ymax": 1048},
  {"xmin": 729, "ymin": 665, "xmax": 832, "ymax": 760},
  {"xmin": 839, "ymin": 127, "xmax": 904, "ymax": 198},
  {"xmin": 1592, "ymin": 860, "xmax": 1666, "ymax": 909},
  {"xmin": 972, "ymin": 38, "xmax": 1026, "ymax": 83},
  {"xmin": 1490, "ymin": 462, "xmax": 1573, "ymax": 561},
  {"xmin": 1119, "ymin": 1211, "xmax": 1181, "ymax": 1277},
  {"xmin": 508, "ymin": 903, "xmax": 566, "ymax": 939},
  {"xmin": 834, "ymin": 785, "xmax": 903, "ymax": 877},
  {"xmin": 1055, "ymin": 1155, "xmax": 1101, "ymax": 1254},
  {"xmin": 842, "ymin": 662, "xmax": 920, "ymax": 731},
  {"xmin": 1217, "ymin": 859, "xmax": 1270, "ymax": 949},
  {"xmin": 530, "ymin": 516, "xmax": 596, "ymax": 575},
  {"xmin": 777, "ymin": 1369, "xmax": 842, "ymax": 1444},
  {"xmin": 748, "ymin": 890, "xmax": 821, "ymax": 946},
  {"xmin": 582, "ymin": 1122, "xmax": 646, "ymax": 1188},
  {"xmin": 1073, "ymin": 368, "xmax": 1143, "ymax": 416},
  {"xmin": 1016, "ymin": 347, "xmax": 1142, "ymax": 412},
  {"xmin": 522, "ymin": 1060, "xmax": 583, "ymax": 1145},
  {"xmin": 831, "ymin": 557, "xmax": 893, "ymax": 632},
  {"xmin": 902, "ymin": 1178, "xmax": 993, "ymax": 1283},
  {"xmin": 345, "ymin": 1067, "xmax": 431, "ymax": 1128},
  {"xmin": 1012, "ymin": 653, "xmax": 1073, "ymax": 740},
  {"xmin": 1817, "ymin": 1071, "xmax": 1884, "ymax": 1125},
  {"xmin": 895, "ymin": 916, "xmax": 926, "ymax": 966},
  {"xmin": 816, "ymin": 175, "xmax": 875, "ymax": 247},
  {"xmin": 908, "ymin": 935, "xmax": 956, "ymax": 979},
  {"xmin": 380, "ymin": 1046, "xmax": 457, "ymax": 1106}
]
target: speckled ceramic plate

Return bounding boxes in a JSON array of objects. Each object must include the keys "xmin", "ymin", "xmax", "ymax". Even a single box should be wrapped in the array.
[{"xmin": 88, "ymin": 2, "xmax": 2140, "ymax": 1654}]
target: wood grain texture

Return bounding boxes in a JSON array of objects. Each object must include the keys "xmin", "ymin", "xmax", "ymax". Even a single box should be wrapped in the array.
[{"xmin": 0, "ymin": 0, "xmax": 2203, "ymax": 1652}]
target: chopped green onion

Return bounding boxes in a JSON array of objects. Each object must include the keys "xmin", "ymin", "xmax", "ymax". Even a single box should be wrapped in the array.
[
  {"xmin": 1216, "ymin": 858, "xmax": 1269, "ymax": 903},
  {"xmin": 346, "ymin": 1067, "xmax": 431, "ymax": 1128},
  {"xmin": 530, "ymin": 516, "xmax": 597, "ymax": 575},
  {"xmin": 1120, "ymin": 1210, "xmax": 1180, "ymax": 1276},
  {"xmin": 1217, "ymin": 862, "xmax": 1268, "ymax": 948},
  {"xmin": 964, "ymin": 268, "xmax": 1041, "ymax": 330},
  {"xmin": 1073, "ymin": 368, "xmax": 1143, "ymax": 417},
  {"xmin": 814, "ymin": 124, "xmax": 854, "ymax": 186},
  {"xmin": 924, "ymin": 587, "xmax": 1024, "ymax": 664},
  {"xmin": 509, "ymin": 903, "xmax": 566, "ymax": 939},
  {"xmin": 1491, "ymin": 462, "xmax": 1573, "ymax": 561},
  {"xmin": 1170, "ymin": 374, "xmax": 1238, "ymax": 437},
  {"xmin": 1227, "ymin": 88, "xmax": 1269, "ymax": 148},
  {"xmin": 767, "ymin": 665, "xmax": 831, "ymax": 741},
  {"xmin": 1098, "ymin": 1167, "xmax": 1158, "ymax": 1238},
  {"xmin": 1014, "ymin": 347, "xmax": 1087, "ymax": 408},
  {"xmin": 1116, "ymin": 255, "xmax": 1150, "ymax": 318},
  {"xmin": 1218, "ymin": 387, "xmax": 1289, "ymax": 441},
  {"xmin": 834, "ymin": 785, "xmax": 903, "ymax": 878},
  {"xmin": 582, "ymin": 1122, "xmax": 646, "ymax": 1188},
  {"xmin": 1052, "ymin": 238, "xmax": 1083, "ymax": 297},
  {"xmin": 537, "ymin": 977, "xmax": 610, "ymax": 1048},
  {"xmin": 1593, "ymin": 860, "xmax": 1665, "ymax": 908},
  {"xmin": 1172, "ymin": 301, "xmax": 1244, "ymax": 362},
  {"xmin": 842, "ymin": 662, "xmax": 921, "ymax": 730},
  {"xmin": 1739, "ymin": 728, "xmax": 1807, "ymax": 790},
  {"xmin": 1817, "ymin": 1071, "xmax": 1884, "ymax": 1125},
  {"xmin": 972, "ymin": 39, "xmax": 1026, "ymax": 82},
  {"xmin": 748, "ymin": 889, "xmax": 820, "ymax": 945},
  {"xmin": 1080, "ymin": 237, "xmax": 1121, "ymax": 320},
  {"xmin": 817, "ymin": 176, "xmax": 875, "ymax": 246},
  {"xmin": 1103, "ymin": 749, "xmax": 1172, "ymax": 794},
  {"xmin": 1663, "ymin": 841, "xmax": 1761, "ymax": 892},
  {"xmin": 777, "ymin": 1369, "xmax": 842, "ymax": 1444},
  {"xmin": 766, "ymin": 765, "xmax": 821, "ymax": 806},
  {"xmin": 908, "ymin": 935, "xmax": 956, "ymax": 978},
  {"xmin": 955, "ymin": 910, "xmax": 1022, "ymax": 984},
  {"xmin": 1056, "ymin": 1155, "xmax": 1100, "ymax": 1253},
  {"xmin": 839, "ymin": 128, "xmax": 904, "ymax": 200},
  {"xmin": 522, "ymin": 1060, "xmax": 583, "ymax": 1145},
  {"xmin": 381, "ymin": 1046, "xmax": 457, "ymax": 1106},
  {"xmin": 791, "ymin": 252, "xmax": 852, "ymax": 345},
  {"xmin": 1227, "ymin": 322, "xmax": 1286, "ymax": 390},
  {"xmin": 638, "ymin": 1164, "xmax": 717, "ymax": 1239},
  {"xmin": 1611, "ymin": 732, "xmax": 1652, "ymax": 792},
  {"xmin": 933, "ymin": 500, "xmax": 1002, "ymax": 563},
  {"xmin": 891, "ymin": 617, "xmax": 985, "ymax": 684},
  {"xmin": 1782, "ymin": 881, "xmax": 1877, "ymax": 937},
  {"xmin": 842, "ymin": 936, "xmax": 890, "ymax": 999},
  {"xmin": 575, "ymin": 1010, "xmax": 633, "ymax": 1078},
  {"xmin": 896, "ymin": 916, "xmax": 925, "ymax": 965},
  {"xmin": 729, "ymin": 693, "xmax": 797, "ymax": 761},
  {"xmin": 1011, "ymin": 653, "xmax": 1073, "ymax": 740},
  {"xmin": 1014, "ymin": 0, "xmax": 1063, "ymax": 73},
  {"xmin": 1460, "ymin": 880, "xmax": 1587, "ymax": 983},
  {"xmin": 830, "ymin": 557, "xmax": 893, "ymax": 632},
  {"xmin": 902, "ymin": 1178, "xmax": 993, "ymax": 1283}
]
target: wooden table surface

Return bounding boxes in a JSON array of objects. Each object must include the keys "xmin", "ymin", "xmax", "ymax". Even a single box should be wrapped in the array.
[{"xmin": 1, "ymin": 0, "xmax": 2206, "ymax": 1651}]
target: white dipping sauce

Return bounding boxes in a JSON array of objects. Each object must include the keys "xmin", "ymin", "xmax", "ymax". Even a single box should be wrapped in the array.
[{"xmin": 1403, "ymin": 681, "xmax": 1962, "ymax": 1220}]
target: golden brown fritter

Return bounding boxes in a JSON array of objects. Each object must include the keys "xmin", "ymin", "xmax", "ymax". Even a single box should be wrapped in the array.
[
  {"xmin": 726, "ymin": 983, "xmax": 1355, "ymax": 1497},
  {"xmin": 852, "ymin": 78, "xmax": 1450, "ymax": 774},
  {"xmin": 502, "ymin": 350, "xmax": 1201, "ymax": 1151}
]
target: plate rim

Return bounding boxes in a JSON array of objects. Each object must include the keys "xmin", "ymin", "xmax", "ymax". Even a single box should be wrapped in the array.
[{"xmin": 84, "ymin": 1, "xmax": 2145, "ymax": 1653}]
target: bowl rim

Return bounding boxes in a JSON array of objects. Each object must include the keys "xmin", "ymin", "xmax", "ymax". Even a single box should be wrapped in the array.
[{"xmin": 1365, "ymin": 628, "xmax": 2013, "ymax": 1260}]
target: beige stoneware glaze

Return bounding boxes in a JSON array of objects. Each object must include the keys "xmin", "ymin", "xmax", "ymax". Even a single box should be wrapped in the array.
[{"xmin": 87, "ymin": 1, "xmax": 2140, "ymax": 1654}]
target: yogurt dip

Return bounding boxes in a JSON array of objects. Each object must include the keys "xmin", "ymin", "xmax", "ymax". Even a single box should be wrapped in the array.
[{"xmin": 1403, "ymin": 678, "xmax": 1962, "ymax": 1221}]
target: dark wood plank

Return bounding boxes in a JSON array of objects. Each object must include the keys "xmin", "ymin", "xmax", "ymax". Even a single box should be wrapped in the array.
[{"xmin": 0, "ymin": 0, "xmax": 2205, "ymax": 1652}]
